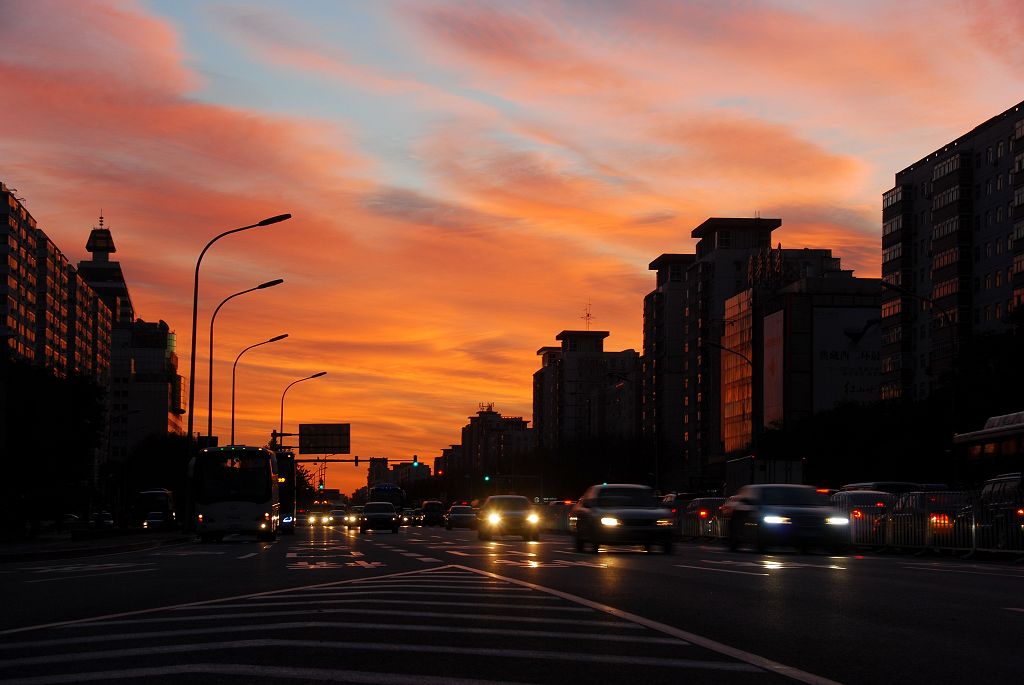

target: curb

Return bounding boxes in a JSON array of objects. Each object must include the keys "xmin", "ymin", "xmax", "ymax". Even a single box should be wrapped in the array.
[{"xmin": 0, "ymin": 535, "xmax": 193, "ymax": 563}]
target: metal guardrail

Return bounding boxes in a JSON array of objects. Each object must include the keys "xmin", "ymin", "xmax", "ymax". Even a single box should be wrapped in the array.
[{"xmin": 831, "ymin": 490, "xmax": 1023, "ymax": 555}]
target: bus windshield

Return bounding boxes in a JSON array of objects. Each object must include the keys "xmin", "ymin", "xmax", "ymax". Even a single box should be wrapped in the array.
[{"xmin": 195, "ymin": 452, "xmax": 272, "ymax": 504}]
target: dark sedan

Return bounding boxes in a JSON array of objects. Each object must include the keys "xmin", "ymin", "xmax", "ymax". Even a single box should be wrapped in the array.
[
  {"xmin": 359, "ymin": 502, "xmax": 399, "ymax": 534},
  {"xmin": 570, "ymin": 484, "xmax": 674, "ymax": 554},
  {"xmin": 477, "ymin": 495, "xmax": 541, "ymax": 541},
  {"xmin": 445, "ymin": 505, "xmax": 477, "ymax": 529},
  {"xmin": 722, "ymin": 484, "xmax": 849, "ymax": 552}
]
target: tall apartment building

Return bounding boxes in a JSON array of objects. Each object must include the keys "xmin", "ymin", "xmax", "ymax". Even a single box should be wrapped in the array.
[
  {"xmin": 2, "ymin": 183, "xmax": 39, "ymax": 362},
  {"xmin": 880, "ymin": 100, "xmax": 1024, "ymax": 403},
  {"xmin": 642, "ymin": 254, "xmax": 695, "ymax": 487},
  {"xmin": 644, "ymin": 218, "xmax": 777, "ymax": 491},
  {"xmin": 459, "ymin": 404, "xmax": 533, "ymax": 485},
  {"xmin": 533, "ymin": 331, "xmax": 640, "ymax": 451},
  {"xmin": 1, "ymin": 182, "xmax": 111, "ymax": 378}
]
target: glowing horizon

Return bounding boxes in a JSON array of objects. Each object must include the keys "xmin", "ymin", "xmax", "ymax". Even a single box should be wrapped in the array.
[{"xmin": 2, "ymin": 0, "xmax": 1021, "ymax": 494}]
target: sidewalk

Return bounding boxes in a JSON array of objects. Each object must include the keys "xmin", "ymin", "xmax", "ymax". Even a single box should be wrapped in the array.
[{"xmin": 0, "ymin": 529, "xmax": 193, "ymax": 563}]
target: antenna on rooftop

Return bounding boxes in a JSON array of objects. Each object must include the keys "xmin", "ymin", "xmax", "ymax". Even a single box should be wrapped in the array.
[{"xmin": 581, "ymin": 299, "xmax": 594, "ymax": 331}]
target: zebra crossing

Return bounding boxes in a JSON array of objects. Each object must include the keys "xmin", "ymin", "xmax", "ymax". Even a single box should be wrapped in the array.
[{"xmin": 0, "ymin": 565, "xmax": 805, "ymax": 684}]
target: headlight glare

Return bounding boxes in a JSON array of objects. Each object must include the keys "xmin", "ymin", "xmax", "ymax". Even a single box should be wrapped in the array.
[
  {"xmin": 527, "ymin": 513, "xmax": 540, "ymax": 524},
  {"xmin": 763, "ymin": 515, "xmax": 791, "ymax": 525},
  {"xmin": 656, "ymin": 518, "xmax": 673, "ymax": 526},
  {"xmin": 488, "ymin": 513, "xmax": 501, "ymax": 525},
  {"xmin": 826, "ymin": 517, "xmax": 850, "ymax": 526},
  {"xmin": 600, "ymin": 516, "xmax": 620, "ymax": 527}
]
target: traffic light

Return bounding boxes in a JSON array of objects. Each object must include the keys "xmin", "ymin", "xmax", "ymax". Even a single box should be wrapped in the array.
[
  {"xmin": 318, "ymin": 479, "xmax": 324, "ymax": 492},
  {"xmin": 412, "ymin": 454, "xmax": 419, "ymax": 467},
  {"xmin": 354, "ymin": 455, "xmax": 359, "ymax": 467},
  {"xmin": 483, "ymin": 475, "xmax": 490, "ymax": 482},
  {"xmin": 437, "ymin": 469, "xmax": 444, "ymax": 476}
]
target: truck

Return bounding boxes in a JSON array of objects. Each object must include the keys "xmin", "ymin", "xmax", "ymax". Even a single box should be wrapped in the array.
[{"xmin": 725, "ymin": 456, "xmax": 803, "ymax": 496}]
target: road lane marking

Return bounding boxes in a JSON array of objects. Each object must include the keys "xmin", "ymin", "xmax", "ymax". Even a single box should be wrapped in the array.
[
  {"xmin": 0, "ymin": 663, "xmax": 548, "ymax": 685},
  {"xmin": 0, "ymin": 620, "xmax": 689, "ymax": 651},
  {"xmin": 0, "ymin": 639, "xmax": 758, "ymax": 672},
  {"xmin": 237, "ymin": 553, "xmax": 258, "ymax": 559},
  {"xmin": 0, "ymin": 566, "xmax": 479, "ymax": 636},
  {"xmin": 68, "ymin": 608, "xmax": 646, "ymax": 630},
  {"xmin": 453, "ymin": 565, "xmax": 841, "ymax": 685},
  {"xmin": 902, "ymin": 566, "xmax": 1024, "ymax": 579},
  {"xmin": 25, "ymin": 568, "xmax": 158, "ymax": 584},
  {"xmin": 673, "ymin": 564, "xmax": 769, "ymax": 577},
  {"xmin": 168, "ymin": 598, "xmax": 594, "ymax": 612}
]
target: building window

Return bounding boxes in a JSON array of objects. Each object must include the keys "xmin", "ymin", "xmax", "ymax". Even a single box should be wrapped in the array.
[
  {"xmin": 998, "ymin": 141, "xmax": 1005, "ymax": 159},
  {"xmin": 882, "ymin": 243, "xmax": 903, "ymax": 264},
  {"xmin": 883, "ymin": 216, "xmax": 903, "ymax": 236}
]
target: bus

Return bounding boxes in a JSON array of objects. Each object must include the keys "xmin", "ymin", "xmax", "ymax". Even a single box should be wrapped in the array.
[
  {"xmin": 368, "ymin": 483, "xmax": 406, "ymax": 511},
  {"xmin": 191, "ymin": 446, "xmax": 280, "ymax": 542},
  {"xmin": 276, "ymin": 451, "xmax": 296, "ymax": 534},
  {"xmin": 953, "ymin": 410, "xmax": 1024, "ymax": 482},
  {"xmin": 132, "ymin": 488, "xmax": 176, "ymax": 529}
]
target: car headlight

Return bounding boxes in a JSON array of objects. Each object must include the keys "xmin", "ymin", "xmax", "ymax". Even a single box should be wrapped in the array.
[
  {"xmin": 656, "ymin": 518, "xmax": 673, "ymax": 527},
  {"xmin": 309, "ymin": 516, "xmax": 317, "ymax": 523},
  {"xmin": 600, "ymin": 516, "xmax": 620, "ymax": 527},
  {"xmin": 763, "ymin": 515, "xmax": 791, "ymax": 525},
  {"xmin": 488, "ymin": 513, "xmax": 501, "ymax": 525},
  {"xmin": 527, "ymin": 513, "xmax": 540, "ymax": 524},
  {"xmin": 826, "ymin": 517, "xmax": 849, "ymax": 526},
  {"xmin": 142, "ymin": 521, "xmax": 148, "ymax": 529}
]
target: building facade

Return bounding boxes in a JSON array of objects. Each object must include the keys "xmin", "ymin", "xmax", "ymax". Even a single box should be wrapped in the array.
[
  {"xmin": 722, "ymin": 248, "xmax": 881, "ymax": 454},
  {"xmin": 880, "ymin": 100, "xmax": 1024, "ymax": 403}
]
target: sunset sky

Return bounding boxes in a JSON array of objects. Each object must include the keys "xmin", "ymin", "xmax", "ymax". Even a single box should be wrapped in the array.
[{"xmin": 2, "ymin": 0, "xmax": 1022, "ymax": 494}]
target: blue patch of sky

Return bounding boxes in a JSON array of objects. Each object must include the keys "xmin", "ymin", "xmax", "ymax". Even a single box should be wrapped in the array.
[{"xmin": 141, "ymin": 0, "xmax": 522, "ymax": 197}]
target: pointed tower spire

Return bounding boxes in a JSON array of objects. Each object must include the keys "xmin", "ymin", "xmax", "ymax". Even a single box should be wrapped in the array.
[{"xmin": 85, "ymin": 211, "xmax": 116, "ymax": 262}]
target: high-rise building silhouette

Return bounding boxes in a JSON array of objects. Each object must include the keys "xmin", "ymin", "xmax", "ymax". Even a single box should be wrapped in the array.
[
  {"xmin": 1, "ymin": 182, "xmax": 111, "ymax": 378},
  {"xmin": 880, "ymin": 100, "xmax": 1024, "ymax": 403}
]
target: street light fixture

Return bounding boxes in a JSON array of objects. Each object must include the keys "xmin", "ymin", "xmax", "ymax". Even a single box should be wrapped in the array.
[
  {"xmin": 279, "ymin": 371, "xmax": 327, "ymax": 448},
  {"xmin": 207, "ymin": 278, "xmax": 284, "ymax": 439},
  {"xmin": 230, "ymin": 333, "xmax": 288, "ymax": 445},
  {"xmin": 185, "ymin": 213, "xmax": 292, "ymax": 445}
]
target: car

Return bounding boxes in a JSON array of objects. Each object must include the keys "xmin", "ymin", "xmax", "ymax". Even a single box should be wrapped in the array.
[
  {"xmin": 306, "ymin": 509, "xmax": 334, "ymax": 526},
  {"xmin": 359, "ymin": 502, "xmax": 399, "ymax": 534},
  {"xmin": 839, "ymin": 481, "xmax": 940, "ymax": 495},
  {"xmin": 398, "ymin": 509, "xmax": 416, "ymax": 526},
  {"xmin": 421, "ymin": 500, "xmax": 445, "ymax": 526},
  {"xmin": 973, "ymin": 473, "xmax": 1023, "ymax": 551},
  {"xmin": 477, "ymin": 495, "xmax": 541, "ymax": 541},
  {"xmin": 661, "ymin": 491, "xmax": 698, "ymax": 535},
  {"xmin": 142, "ymin": 511, "xmax": 176, "ymax": 531},
  {"xmin": 722, "ymin": 484, "xmax": 848, "ymax": 552},
  {"xmin": 343, "ymin": 506, "xmax": 364, "ymax": 529},
  {"xmin": 830, "ymin": 490, "xmax": 894, "ymax": 546},
  {"xmin": 410, "ymin": 508, "xmax": 424, "ymax": 526},
  {"xmin": 90, "ymin": 511, "xmax": 115, "ymax": 529},
  {"xmin": 886, "ymin": 491, "xmax": 974, "ymax": 550},
  {"xmin": 570, "ymin": 484, "xmax": 673, "ymax": 554},
  {"xmin": 445, "ymin": 505, "xmax": 477, "ymax": 529},
  {"xmin": 678, "ymin": 497, "xmax": 727, "ymax": 539},
  {"xmin": 329, "ymin": 509, "xmax": 348, "ymax": 526}
]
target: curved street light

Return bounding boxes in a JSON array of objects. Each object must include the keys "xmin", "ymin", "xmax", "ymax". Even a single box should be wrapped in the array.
[
  {"xmin": 279, "ymin": 371, "xmax": 328, "ymax": 448},
  {"xmin": 230, "ymin": 333, "xmax": 288, "ymax": 445},
  {"xmin": 185, "ymin": 213, "xmax": 292, "ymax": 444},
  {"xmin": 206, "ymin": 278, "xmax": 284, "ymax": 439}
]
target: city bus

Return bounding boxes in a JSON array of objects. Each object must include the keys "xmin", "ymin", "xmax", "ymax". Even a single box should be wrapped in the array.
[
  {"xmin": 191, "ymin": 446, "xmax": 280, "ymax": 542},
  {"xmin": 368, "ymin": 483, "xmax": 406, "ymax": 510}
]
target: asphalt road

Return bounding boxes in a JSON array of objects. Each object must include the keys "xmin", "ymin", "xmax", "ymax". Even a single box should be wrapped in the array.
[{"xmin": 1, "ymin": 525, "xmax": 1021, "ymax": 684}]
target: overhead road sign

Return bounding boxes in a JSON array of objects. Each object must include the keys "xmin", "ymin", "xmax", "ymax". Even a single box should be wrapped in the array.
[{"xmin": 299, "ymin": 423, "xmax": 351, "ymax": 454}]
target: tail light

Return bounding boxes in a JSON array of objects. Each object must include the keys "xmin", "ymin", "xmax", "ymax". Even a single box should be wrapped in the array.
[
  {"xmin": 816, "ymin": 488, "xmax": 829, "ymax": 494},
  {"xmin": 671, "ymin": 508, "xmax": 678, "ymax": 514},
  {"xmin": 929, "ymin": 513, "xmax": 951, "ymax": 526},
  {"xmin": 852, "ymin": 509, "xmax": 864, "ymax": 519},
  {"xmin": 1016, "ymin": 508, "xmax": 1024, "ymax": 517},
  {"xmin": 875, "ymin": 502, "xmax": 886, "ymax": 508},
  {"xmin": 699, "ymin": 509, "xmax": 709, "ymax": 519}
]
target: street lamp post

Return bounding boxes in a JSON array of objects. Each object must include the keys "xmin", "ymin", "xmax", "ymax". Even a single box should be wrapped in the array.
[
  {"xmin": 279, "ymin": 372, "xmax": 328, "ymax": 449},
  {"xmin": 185, "ymin": 213, "xmax": 292, "ymax": 446},
  {"xmin": 230, "ymin": 333, "xmax": 288, "ymax": 445},
  {"xmin": 207, "ymin": 279, "xmax": 284, "ymax": 440}
]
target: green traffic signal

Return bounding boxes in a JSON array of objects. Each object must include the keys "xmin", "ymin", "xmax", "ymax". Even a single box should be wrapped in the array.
[{"xmin": 483, "ymin": 475, "xmax": 490, "ymax": 482}]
